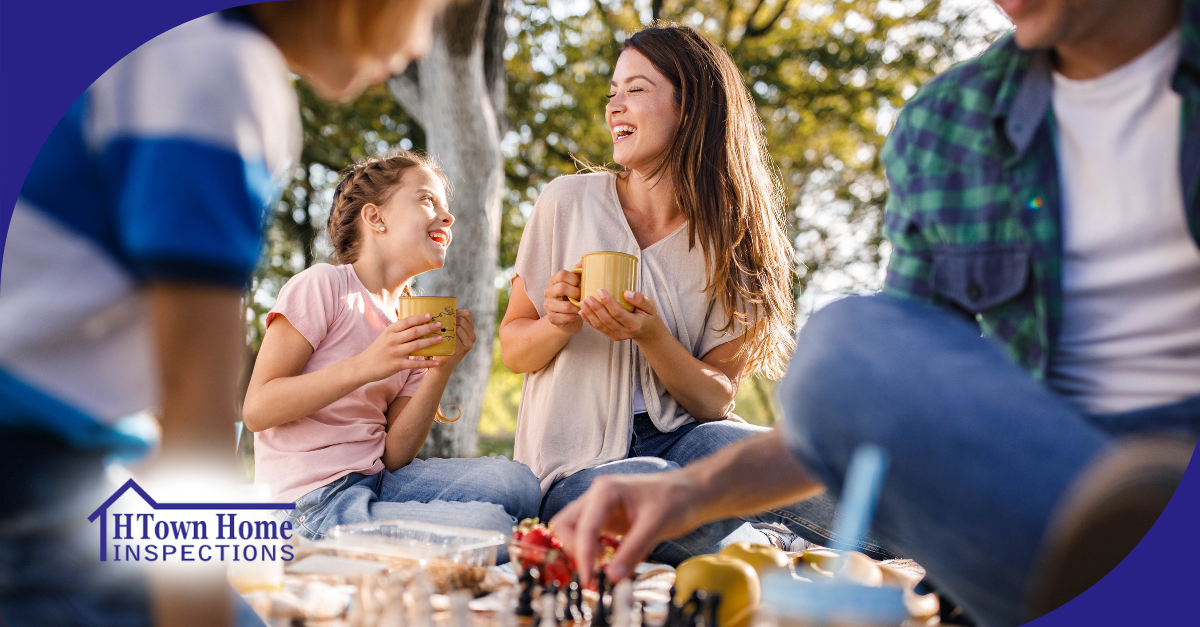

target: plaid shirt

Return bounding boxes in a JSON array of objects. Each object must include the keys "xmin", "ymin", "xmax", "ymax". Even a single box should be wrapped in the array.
[{"xmin": 881, "ymin": 3, "xmax": 1200, "ymax": 379}]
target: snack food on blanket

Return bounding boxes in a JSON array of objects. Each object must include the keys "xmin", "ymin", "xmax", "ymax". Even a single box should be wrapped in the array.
[
  {"xmin": 674, "ymin": 554, "xmax": 760, "ymax": 627},
  {"xmin": 718, "ymin": 542, "xmax": 789, "ymax": 577},
  {"xmin": 510, "ymin": 518, "xmax": 621, "ymax": 586}
]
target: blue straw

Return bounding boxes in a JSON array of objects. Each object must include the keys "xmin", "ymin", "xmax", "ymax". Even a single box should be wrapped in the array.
[{"xmin": 828, "ymin": 443, "xmax": 889, "ymax": 552}]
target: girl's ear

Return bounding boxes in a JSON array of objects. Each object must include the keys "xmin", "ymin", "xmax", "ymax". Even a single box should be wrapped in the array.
[{"xmin": 361, "ymin": 202, "xmax": 386, "ymax": 233}]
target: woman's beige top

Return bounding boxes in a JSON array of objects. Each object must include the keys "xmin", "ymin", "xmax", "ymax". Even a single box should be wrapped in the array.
[{"xmin": 514, "ymin": 172, "xmax": 739, "ymax": 493}]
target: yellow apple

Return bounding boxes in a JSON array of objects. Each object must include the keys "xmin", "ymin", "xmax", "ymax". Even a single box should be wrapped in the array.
[
  {"xmin": 674, "ymin": 554, "xmax": 761, "ymax": 627},
  {"xmin": 718, "ymin": 542, "xmax": 790, "ymax": 577}
]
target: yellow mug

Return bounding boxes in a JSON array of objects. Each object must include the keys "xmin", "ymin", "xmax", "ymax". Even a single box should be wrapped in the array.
[
  {"xmin": 568, "ymin": 251, "xmax": 639, "ymax": 312},
  {"xmin": 397, "ymin": 296, "xmax": 456, "ymax": 357}
]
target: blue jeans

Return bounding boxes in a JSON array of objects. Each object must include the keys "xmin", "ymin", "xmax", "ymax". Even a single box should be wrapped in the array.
[
  {"xmin": 284, "ymin": 456, "xmax": 542, "ymax": 562},
  {"xmin": 0, "ymin": 427, "xmax": 266, "ymax": 627},
  {"xmin": 540, "ymin": 413, "xmax": 897, "ymax": 564},
  {"xmin": 778, "ymin": 295, "xmax": 1200, "ymax": 627}
]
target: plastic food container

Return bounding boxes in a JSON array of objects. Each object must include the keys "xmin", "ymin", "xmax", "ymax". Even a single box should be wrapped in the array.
[
  {"xmin": 325, "ymin": 519, "xmax": 507, "ymax": 568},
  {"xmin": 755, "ymin": 572, "xmax": 910, "ymax": 627}
]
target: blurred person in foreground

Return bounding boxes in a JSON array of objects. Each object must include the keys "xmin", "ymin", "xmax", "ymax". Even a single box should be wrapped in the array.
[
  {"xmin": 0, "ymin": 1, "xmax": 449, "ymax": 626},
  {"xmin": 552, "ymin": 1, "xmax": 1200, "ymax": 625}
]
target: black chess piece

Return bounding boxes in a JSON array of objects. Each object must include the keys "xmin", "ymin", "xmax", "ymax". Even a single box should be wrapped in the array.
[
  {"xmin": 701, "ymin": 593, "xmax": 720, "ymax": 627},
  {"xmin": 592, "ymin": 570, "xmax": 610, "ymax": 627},
  {"xmin": 518, "ymin": 566, "xmax": 540, "ymax": 617},
  {"xmin": 664, "ymin": 587, "xmax": 681, "ymax": 627}
]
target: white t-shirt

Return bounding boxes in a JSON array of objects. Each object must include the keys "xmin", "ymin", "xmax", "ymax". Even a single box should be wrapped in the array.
[{"xmin": 1048, "ymin": 29, "xmax": 1200, "ymax": 414}]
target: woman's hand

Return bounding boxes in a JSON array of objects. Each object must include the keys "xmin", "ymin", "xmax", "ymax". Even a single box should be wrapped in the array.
[
  {"xmin": 352, "ymin": 314, "xmax": 445, "ymax": 382},
  {"xmin": 431, "ymin": 309, "xmax": 476, "ymax": 369},
  {"xmin": 542, "ymin": 265, "xmax": 584, "ymax": 335},
  {"xmin": 579, "ymin": 289, "xmax": 664, "ymax": 342}
]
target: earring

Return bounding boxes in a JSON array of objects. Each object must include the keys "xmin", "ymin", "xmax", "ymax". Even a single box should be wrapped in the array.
[{"xmin": 378, "ymin": 226, "xmax": 385, "ymax": 232}]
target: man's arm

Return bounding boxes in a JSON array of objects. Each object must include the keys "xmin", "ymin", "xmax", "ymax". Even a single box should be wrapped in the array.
[
  {"xmin": 146, "ymin": 283, "xmax": 244, "ymax": 627},
  {"xmin": 550, "ymin": 430, "xmax": 824, "ymax": 584}
]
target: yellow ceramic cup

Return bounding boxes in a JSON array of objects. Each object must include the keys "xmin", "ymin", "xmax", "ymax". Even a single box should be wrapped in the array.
[
  {"xmin": 567, "ymin": 251, "xmax": 639, "ymax": 312},
  {"xmin": 397, "ymin": 296, "xmax": 456, "ymax": 357}
]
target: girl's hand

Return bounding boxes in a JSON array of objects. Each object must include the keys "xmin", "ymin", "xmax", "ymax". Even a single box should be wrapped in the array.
[
  {"xmin": 542, "ymin": 263, "xmax": 584, "ymax": 335},
  {"xmin": 432, "ymin": 308, "xmax": 476, "ymax": 369},
  {"xmin": 579, "ymin": 290, "xmax": 664, "ymax": 342},
  {"xmin": 353, "ymin": 314, "xmax": 445, "ymax": 382}
]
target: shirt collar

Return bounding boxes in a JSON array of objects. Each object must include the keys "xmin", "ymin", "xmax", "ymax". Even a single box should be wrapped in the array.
[{"xmin": 992, "ymin": 0, "xmax": 1200, "ymax": 159}]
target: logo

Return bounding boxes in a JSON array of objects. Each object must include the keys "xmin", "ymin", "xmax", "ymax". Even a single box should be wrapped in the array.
[{"xmin": 88, "ymin": 479, "xmax": 297, "ymax": 564}]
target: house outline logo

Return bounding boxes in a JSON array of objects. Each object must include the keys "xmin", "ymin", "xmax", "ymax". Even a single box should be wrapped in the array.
[{"xmin": 88, "ymin": 479, "xmax": 295, "ymax": 562}]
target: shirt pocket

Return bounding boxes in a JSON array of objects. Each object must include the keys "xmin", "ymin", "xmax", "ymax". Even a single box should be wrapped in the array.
[{"xmin": 930, "ymin": 242, "xmax": 1030, "ymax": 313}]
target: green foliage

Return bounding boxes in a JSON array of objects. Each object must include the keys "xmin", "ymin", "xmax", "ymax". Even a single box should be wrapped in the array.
[
  {"xmin": 250, "ymin": 0, "xmax": 1006, "ymax": 443},
  {"xmin": 500, "ymin": 0, "xmax": 1004, "ymax": 317}
]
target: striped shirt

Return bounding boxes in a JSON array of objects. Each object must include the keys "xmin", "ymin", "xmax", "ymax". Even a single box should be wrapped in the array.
[{"xmin": 0, "ymin": 11, "xmax": 300, "ymax": 452}]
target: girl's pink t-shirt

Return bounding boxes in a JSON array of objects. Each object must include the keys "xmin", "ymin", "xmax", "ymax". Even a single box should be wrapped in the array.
[{"xmin": 254, "ymin": 263, "xmax": 425, "ymax": 502}]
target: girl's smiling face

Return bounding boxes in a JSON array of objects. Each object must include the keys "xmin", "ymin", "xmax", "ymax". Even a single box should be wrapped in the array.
[
  {"xmin": 606, "ymin": 49, "xmax": 681, "ymax": 173},
  {"xmin": 370, "ymin": 166, "xmax": 453, "ymax": 273}
]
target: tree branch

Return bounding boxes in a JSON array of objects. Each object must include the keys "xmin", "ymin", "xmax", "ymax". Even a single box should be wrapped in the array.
[
  {"xmin": 388, "ymin": 65, "xmax": 425, "ymax": 129},
  {"xmin": 592, "ymin": 0, "xmax": 621, "ymax": 42},
  {"xmin": 743, "ymin": 0, "xmax": 790, "ymax": 39},
  {"xmin": 484, "ymin": 0, "xmax": 509, "ymax": 133}
]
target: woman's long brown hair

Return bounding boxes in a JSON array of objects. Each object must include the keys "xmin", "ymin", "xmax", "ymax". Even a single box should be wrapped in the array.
[{"xmin": 620, "ymin": 24, "xmax": 796, "ymax": 379}]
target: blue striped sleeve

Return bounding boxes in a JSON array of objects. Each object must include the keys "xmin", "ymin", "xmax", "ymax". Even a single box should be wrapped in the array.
[{"xmin": 104, "ymin": 137, "xmax": 276, "ymax": 287}]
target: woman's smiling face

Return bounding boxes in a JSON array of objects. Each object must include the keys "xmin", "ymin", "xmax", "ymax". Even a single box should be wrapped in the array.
[{"xmin": 606, "ymin": 49, "xmax": 681, "ymax": 173}]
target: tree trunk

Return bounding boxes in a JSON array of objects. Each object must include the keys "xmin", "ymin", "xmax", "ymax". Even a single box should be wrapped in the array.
[{"xmin": 389, "ymin": 0, "xmax": 507, "ymax": 458}]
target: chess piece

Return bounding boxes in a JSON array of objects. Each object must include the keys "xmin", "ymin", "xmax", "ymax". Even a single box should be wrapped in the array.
[
  {"xmin": 498, "ymin": 587, "xmax": 518, "ymax": 627},
  {"xmin": 379, "ymin": 582, "xmax": 407, "ymax": 627},
  {"xmin": 701, "ymin": 594, "xmax": 720, "ymax": 627},
  {"xmin": 664, "ymin": 587, "xmax": 681, "ymax": 627},
  {"xmin": 539, "ymin": 586, "xmax": 559, "ymax": 627},
  {"xmin": 547, "ymin": 583, "xmax": 564, "ymax": 623},
  {"xmin": 568, "ymin": 574, "xmax": 584, "ymax": 622},
  {"xmin": 449, "ymin": 591, "xmax": 472, "ymax": 627},
  {"xmin": 592, "ymin": 571, "xmax": 610, "ymax": 627},
  {"xmin": 407, "ymin": 575, "xmax": 434, "ymax": 627},
  {"xmin": 518, "ymin": 567, "xmax": 540, "ymax": 617},
  {"xmin": 612, "ymin": 580, "xmax": 633, "ymax": 627}
]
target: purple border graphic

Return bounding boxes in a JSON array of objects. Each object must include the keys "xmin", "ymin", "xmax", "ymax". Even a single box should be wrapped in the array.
[{"xmin": 1, "ymin": 1, "xmax": 1196, "ymax": 624}]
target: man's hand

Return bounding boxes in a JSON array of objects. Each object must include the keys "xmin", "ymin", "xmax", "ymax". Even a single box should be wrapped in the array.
[
  {"xmin": 551, "ymin": 431, "xmax": 825, "ymax": 586},
  {"xmin": 551, "ymin": 471, "xmax": 705, "ymax": 584}
]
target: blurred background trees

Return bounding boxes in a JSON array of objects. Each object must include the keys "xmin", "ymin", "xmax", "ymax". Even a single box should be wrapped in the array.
[{"xmin": 246, "ymin": 0, "xmax": 1008, "ymax": 458}]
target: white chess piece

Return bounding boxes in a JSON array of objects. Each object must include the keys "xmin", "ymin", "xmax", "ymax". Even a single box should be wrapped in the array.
[
  {"xmin": 406, "ymin": 576, "xmax": 434, "ymax": 627},
  {"xmin": 612, "ymin": 581, "xmax": 633, "ymax": 627},
  {"xmin": 498, "ymin": 587, "xmax": 518, "ymax": 627},
  {"xmin": 449, "ymin": 590, "xmax": 472, "ymax": 627},
  {"xmin": 539, "ymin": 588, "xmax": 559, "ymax": 627}
]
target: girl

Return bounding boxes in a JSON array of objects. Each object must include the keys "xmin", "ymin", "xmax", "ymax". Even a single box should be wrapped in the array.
[
  {"xmin": 244, "ymin": 152, "xmax": 541, "ymax": 542},
  {"xmin": 499, "ymin": 25, "xmax": 894, "ymax": 562}
]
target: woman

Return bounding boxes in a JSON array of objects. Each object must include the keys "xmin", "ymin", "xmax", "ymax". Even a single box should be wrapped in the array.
[{"xmin": 499, "ymin": 24, "xmax": 893, "ymax": 562}]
